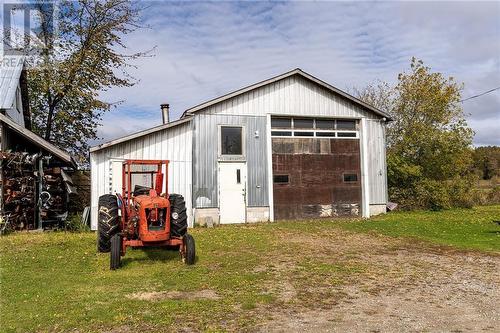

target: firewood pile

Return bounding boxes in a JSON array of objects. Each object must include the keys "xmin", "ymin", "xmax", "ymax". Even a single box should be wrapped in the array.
[{"xmin": 1, "ymin": 152, "xmax": 73, "ymax": 230}]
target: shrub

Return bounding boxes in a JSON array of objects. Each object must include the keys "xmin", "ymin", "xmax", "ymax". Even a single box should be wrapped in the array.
[
  {"xmin": 65, "ymin": 213, "xmax": 89, "ymax": 232},
  {"xmin": 486, "ymin": 186, "xmax": 500, "ymax": 204}
]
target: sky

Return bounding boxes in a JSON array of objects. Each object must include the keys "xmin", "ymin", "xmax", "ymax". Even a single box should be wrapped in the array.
[{"xmin": 4, "ymin": 0, "xmax": 500, "ymax": 146}]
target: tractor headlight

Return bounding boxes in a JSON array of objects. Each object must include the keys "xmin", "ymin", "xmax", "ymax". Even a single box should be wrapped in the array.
[{"xmin": 172, "ymin": 212, "xmax": 179, "ymax": 220}]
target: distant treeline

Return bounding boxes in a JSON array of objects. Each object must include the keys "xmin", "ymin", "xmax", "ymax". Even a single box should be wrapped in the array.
[{"xmin": 472, "ymin": 146, "xmax": 500, "ymax": 180}]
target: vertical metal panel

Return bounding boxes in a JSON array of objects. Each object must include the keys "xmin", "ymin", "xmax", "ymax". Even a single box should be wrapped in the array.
[
  {"xmin": 192, "ymin": 73, "xmax": 387, "ymax": 211},
  {"xmin": 201, "ymin": 75, "xmax": 375, "ymax": 119},
  {"xmin": 365, "ymin": 119, "xmax": 388, "ymax": 204},
  {"xmin": 90, "ymin": 121, "xmax": 193, "ymax": 230},
  {"xmin": 192, "ymin": 114, "xmax": 268, "ymax": 208}
]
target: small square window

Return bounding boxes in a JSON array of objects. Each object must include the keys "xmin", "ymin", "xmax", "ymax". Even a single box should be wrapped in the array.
[
  {"xmin": 274, "ymin": 175, "xmax": 289, "ymax": 184},
  {"xmin": 271, "ymin": 117, "xmax": 292, "ymax": 128},
  {"xmin": 343, "ymin": 174, "xmax": 358, "ymax": 182},
  {"xmin": 293, "ymin": 118, "xmax": 314, "ymax": 129},
  {"xmin": 221, "ymin": 126, "xmax": 242, "ymax": 155},
  {"xmin": 336, "ymin": 120, "xmax": 357, "ymax": 130}
]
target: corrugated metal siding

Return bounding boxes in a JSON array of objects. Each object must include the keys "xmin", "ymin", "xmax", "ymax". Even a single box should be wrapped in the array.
[
  {"xmin": 192, "ymin": 73, "xmax": 387, "ymax": 210},
  {"xmin": 0, "ymin": 56, "xmax": 23, "ymax": 110},
  {"xmin": 365, "ymin": 119, "xmax": 388, "ymax": 204},
  {"xmin": 193, "ymin": 114, "xmax": 268, "ymax": 208},
  {"xmin": 90, "ymin": 121, "xmax": 193, "ymax": 230},
  {"xmin": 200, "ymin": 75, "xmax": 377, "ymax": 119}
]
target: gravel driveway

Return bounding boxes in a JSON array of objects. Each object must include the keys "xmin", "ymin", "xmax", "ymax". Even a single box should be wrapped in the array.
[{"xmin": 256, "ymin": 230, "xmax": 500, "ymax": 333}]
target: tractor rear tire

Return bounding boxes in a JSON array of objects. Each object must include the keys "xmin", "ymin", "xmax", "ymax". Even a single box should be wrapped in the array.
[
  {"xmin": 110, "ymin": 234, "xmax": 121, "ymax": 270},
  {"xmin": 183, "ymin": 234, "xmax": 195, "ymax": 265},
  {"xmin": 169, "ymin": 194, "xmax": 187, "ymax": 237},
  {"xmin": 97, "ymin": 194, "xmax": 120, "ymax": 253}
]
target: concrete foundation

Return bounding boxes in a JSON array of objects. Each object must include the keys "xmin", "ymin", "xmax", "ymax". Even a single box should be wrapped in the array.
[
  {"xmin": 194, "ymin": 208, "xmax": 219, "ymax": 227},
  {"xmin": 369, "ymin": 204, "xmax": 386, "ymax": 216},
  {"xmin": 246, "ymin": 207, "xmax": 270, "ymax": 223}
]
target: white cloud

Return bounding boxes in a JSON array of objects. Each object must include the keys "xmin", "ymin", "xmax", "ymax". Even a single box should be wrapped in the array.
[{"xmin": 96, "ymin": 1, "xmax": 500, "ymax": 146}]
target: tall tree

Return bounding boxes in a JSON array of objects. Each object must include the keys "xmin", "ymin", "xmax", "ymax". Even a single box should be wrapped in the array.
[
  {"xmin": 357, "ymin": 58, "xmax": 475, "ymax": 209},
  {"xmin": 25, "ymin": 0, "xmax": 150, "ymax": 164}
]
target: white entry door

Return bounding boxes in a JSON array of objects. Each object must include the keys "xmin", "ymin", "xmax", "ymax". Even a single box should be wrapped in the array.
[{"xmin": 219, "ymin": 162, "xmax": 246, "ymax": 224}]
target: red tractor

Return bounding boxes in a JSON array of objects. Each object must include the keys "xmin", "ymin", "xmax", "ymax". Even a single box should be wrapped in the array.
[{"xmin": 97, "ymin": 160, "xmax": 195, "ymax": 269}]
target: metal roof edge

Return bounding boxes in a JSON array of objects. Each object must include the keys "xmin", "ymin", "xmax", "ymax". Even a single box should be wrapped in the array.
[
  {"xmin": 90, "ymin": 116, "xmax": 192, "ymax": 153},
  {"xmin": 182, "ymin": 68, "xmax": 392, "ymax": 121},
  {"xmin": 296, "ymin": 70, "xmax": 393, "ymax": 121},
  {"xmin": 0, "ymin": 113, "xmax": 76, "ymax": 168}
]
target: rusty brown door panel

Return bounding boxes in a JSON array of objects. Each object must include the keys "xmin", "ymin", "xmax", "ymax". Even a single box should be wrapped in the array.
[{"xmin": 272, "ymin": 138, "xmax": 361, "ymax": 220}]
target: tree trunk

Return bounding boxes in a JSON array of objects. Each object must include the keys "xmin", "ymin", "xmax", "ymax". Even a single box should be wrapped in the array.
[{"xmin": 44, "ymin": 104, "xmax": 55, "ymax": 142}]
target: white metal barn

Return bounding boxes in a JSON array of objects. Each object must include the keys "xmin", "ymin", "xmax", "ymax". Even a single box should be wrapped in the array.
[{"xmin": 90, "ymin": 69, "xmax": 390, "ymax": 229}]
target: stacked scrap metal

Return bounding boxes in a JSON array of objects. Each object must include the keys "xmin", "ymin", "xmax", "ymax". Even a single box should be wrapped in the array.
[
  {"xmin": 1, "ymin": 152, "xmax": 75, "ymax": 230},
  {"xmin": 1, "ymin": 152, "xmax": 37, "ymax": 230},
  {"xmin": 40, "ymin": 167, "xmax": 73, "ymax": 224}
]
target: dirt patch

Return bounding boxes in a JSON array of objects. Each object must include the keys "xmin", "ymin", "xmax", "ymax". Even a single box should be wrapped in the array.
[{"xmin": 127, "ymin": 289, "xmax": 220, "ymax": 301}]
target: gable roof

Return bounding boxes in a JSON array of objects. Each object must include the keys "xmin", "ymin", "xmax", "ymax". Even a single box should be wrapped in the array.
[
  {"xmin": 91, "ymin": 68, "xmax": 391, "ymax": 153},
  {"xmin": 89, "ymin": 116, "xmax": 192, "ymax": 152},
  {"xmin": 0, "ymin": 113, "xmax": 76, "ymax": 168},
  {"xmin": 182, "ymin": 68, "xmax": 392, "ymax": 120}
]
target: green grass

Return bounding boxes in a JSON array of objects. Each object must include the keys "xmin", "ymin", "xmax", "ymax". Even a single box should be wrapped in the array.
[
  {"xmin": 1, "ymin": 206, "xmax": 499, "ymax": 332},
  {"xmin": 340, "ymin": 205, "xmax": 500, "ymax": 252}
]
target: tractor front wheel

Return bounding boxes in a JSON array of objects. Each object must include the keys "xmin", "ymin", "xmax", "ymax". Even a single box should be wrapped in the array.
[
  {"xmin": 182, "ymin": 234, "xmax": 195, "ymax": 265},
  {"xmin": 168, "ymin": 194, "xmax": 187, "ymax": 237},
  {"xmin": 110, "ymin": 234, "xmax": 121, "ymax": 270}
]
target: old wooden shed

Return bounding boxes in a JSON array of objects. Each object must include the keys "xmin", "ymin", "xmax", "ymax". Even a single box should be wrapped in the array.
[{"xmin": 90, "ymin": 68, "xmax": 390, "ymax": 229}]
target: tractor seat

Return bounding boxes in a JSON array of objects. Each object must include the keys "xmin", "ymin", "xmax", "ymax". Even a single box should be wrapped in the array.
[{"xmin": 133, "ymin": 185, "xmax": 151, "ymax": 196}]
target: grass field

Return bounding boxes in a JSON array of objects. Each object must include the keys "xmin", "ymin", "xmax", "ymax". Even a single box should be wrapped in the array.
[
  {"xmin": 0, "ymin": 206, "xmax": 499, "ymax": 332},
  {"xmin": 340, "ymin": 205, "xmax": 500, "ymax": 252}
]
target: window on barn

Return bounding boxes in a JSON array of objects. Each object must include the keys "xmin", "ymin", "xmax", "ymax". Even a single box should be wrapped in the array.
[
  {"xmin": 315, "ymin": 119, "xmax": 335, "ymax": 129},
  {"xmin": 343, "ymin": 173, "xmax": 358, "ymax": 182},
  {"xmin": 316, "ymin": 132, "xmax": 336, "ymax": 137},
  {"xmin": 337, "ymin": 132, "xmax": 357, "ymax": 138},
  {"xmin": 273, "ymin": 175, "xmax": 289, "ymax": 184},
  {"xmin": 270, "ymin": 117, "xmax": 359, "ymax": 138},
  {"xmin": 271, "ymin": 131, "xmax": 292, "ymax": 136},
  {"xmin": 271, "ymin": 117, "xmax": 292, "ymax": 128},
  {"xmin": 294, "ymin": 131, "xmax": 314, "ymax": 137},
  {"xmin": 293, "ymin": 118, "xmax": 314, "ymax": 129},
  {"xmin": 221, "ymin": 126, "xmax": 243, "ymax": 155},
  {"xmin": 336, "ymin": 119, "xmax": 357, "ymax": 130}
]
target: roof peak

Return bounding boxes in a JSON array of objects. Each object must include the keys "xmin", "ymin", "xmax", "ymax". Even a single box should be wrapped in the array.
[{"xmin": 182, "ymin": 68, "xmax": 391, "ymax": 120}]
